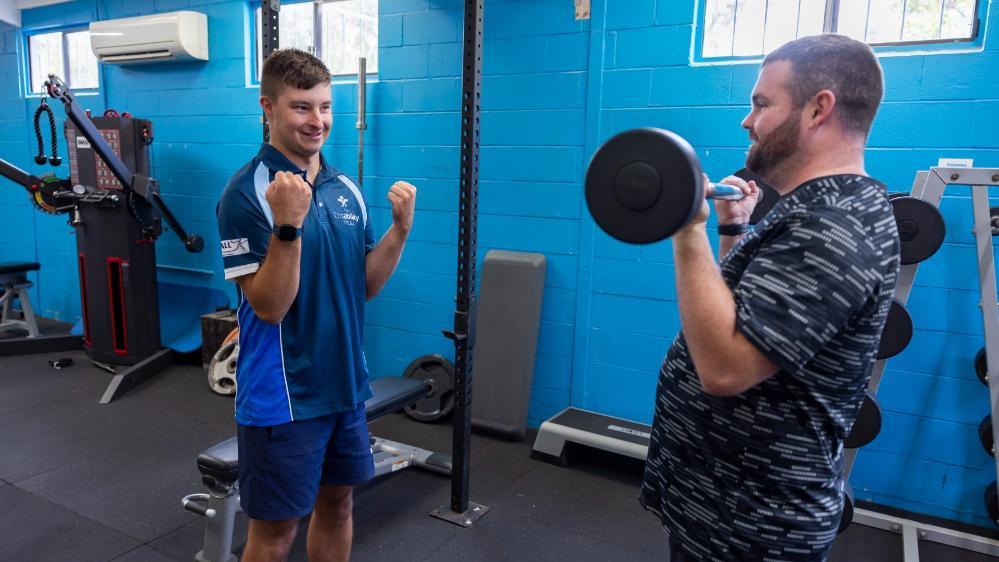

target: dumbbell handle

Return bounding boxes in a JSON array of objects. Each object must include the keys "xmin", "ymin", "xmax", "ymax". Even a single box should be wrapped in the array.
[{"xmin": 707, "ymin": 183, "xmax": 747, "ymax": 201}]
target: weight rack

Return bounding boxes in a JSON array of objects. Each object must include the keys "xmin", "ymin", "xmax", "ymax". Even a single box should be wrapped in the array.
[{"xmin": 844, "ymin": 167, "xmax": 999, "ymax": 560}]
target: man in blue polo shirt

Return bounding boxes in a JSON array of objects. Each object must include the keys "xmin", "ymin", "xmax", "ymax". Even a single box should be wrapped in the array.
[{"xmin": 216, "ymin": 49, "xmax": 415, "ymax": 562}]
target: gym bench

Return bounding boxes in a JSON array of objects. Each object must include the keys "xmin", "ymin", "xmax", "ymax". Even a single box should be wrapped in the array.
[{"xmin": 181, "ymin": 376, "xmax": 451, "ymax": 562}]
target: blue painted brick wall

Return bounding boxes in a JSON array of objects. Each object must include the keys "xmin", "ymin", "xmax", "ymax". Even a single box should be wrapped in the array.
[{"xmin": 2, "ymin": 0, "xmax": 998, "ymax": 530}]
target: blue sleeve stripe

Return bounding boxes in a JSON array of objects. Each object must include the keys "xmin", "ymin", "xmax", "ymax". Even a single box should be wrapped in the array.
[
  {"xmin": 338, "ymin": 174, "xmax": 368, "ymax": 228},
  {"xmin": 254, "ymin": 162, "xmax": 275, "ymax": 228}
]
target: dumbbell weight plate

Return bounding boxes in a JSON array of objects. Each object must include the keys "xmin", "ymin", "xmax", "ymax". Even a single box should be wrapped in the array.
[
  {"xmin": 403, "ymin": 354, "xmax": 456, "ymax": 422},
  {"xmin": 877, "ymin": 299, "xmax": 913, "ymax": 360},
  {"xmin": 977, "ymin": 347, "xmax": 989, "ymax": 386},
  {"xmin": 987, "ymin": 481, "xmax": 998, "ymax": 526},
  {"xmin": 586, "ymin": 128, "xmax": 705, "ymax": 244},
  {"xmin": 733, "ymin": 167, "xmax": 780, "ymax": 225},
  {"xmin": 840, "ymin": 482, "xmax": 855, "ymax": 534},
  {"xmin": 980, "ymin": 415, "xmax": 994, "ymax": 457},
  {"xmin": 845, "ymin": 391, "xmax": 882, "ymax": 449},
  {"xmin": 207, "ymin": 340, "xmax": 238, "ymax": 396},
  {"xmin": 890, "ymin": 196, "xmax": 946, "ymax": 265}
]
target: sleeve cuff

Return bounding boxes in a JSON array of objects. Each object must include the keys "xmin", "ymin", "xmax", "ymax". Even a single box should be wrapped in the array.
[{"xmin": 224, "ymin": 262, "xmax": 260, "ymax": 281}]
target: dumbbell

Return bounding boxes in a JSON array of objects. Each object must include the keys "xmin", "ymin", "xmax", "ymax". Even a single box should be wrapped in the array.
[
  {"xmin": 840, "ymin": 482, "xmax": 855, "ymax": 534},
  {"xmin": 845, "ymin": 392, "xmax": 882, "ymax": 449},
  {"xmin": 877, "ymin": 300, "xmax": 912, "ymax": 360},
  {"xmin": 585, "ymin": 128, "xmax": 779, "ymax": 244},
  {"xmin": 981, "ymin": 415, "xmax": 994, "ymax": 457}
]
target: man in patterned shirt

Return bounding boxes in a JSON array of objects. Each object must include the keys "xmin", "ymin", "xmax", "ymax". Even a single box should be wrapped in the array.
[{"xmin": 640, "ymin": 34, "xmax": 901, "ymax": 561}]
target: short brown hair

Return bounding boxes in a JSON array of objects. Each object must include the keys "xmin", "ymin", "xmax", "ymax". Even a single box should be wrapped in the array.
[
  {"xmin": 763, "ymin": 34, "xmax": 883, "ymax": 136},
  {"xmin": 260, "ymin": 48, "xmax": 332, "ymax": 100}
]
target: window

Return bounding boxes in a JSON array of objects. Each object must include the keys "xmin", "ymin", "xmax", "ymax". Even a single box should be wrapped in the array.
[
  {"xmin": 701, "ymin": 0, "xmax": 981, "ymax": 59},
  {"xmin": 27, "ymin": 29, "xmax": 99, "ymax": 94},
  {"xmin": 254, "ymin": 0, "xmax": 378, "ymax": 79}
]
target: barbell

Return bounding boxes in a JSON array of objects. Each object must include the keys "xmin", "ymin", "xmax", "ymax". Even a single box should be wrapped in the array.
[{"xmin": 585, "ymin": 128, "xmax": 779, "ymax": 244}]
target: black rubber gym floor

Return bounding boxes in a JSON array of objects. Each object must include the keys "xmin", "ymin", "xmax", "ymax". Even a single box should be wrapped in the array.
[{"xmin": 1, "ymin": 347, "xmax": 997, "ymax": 561}]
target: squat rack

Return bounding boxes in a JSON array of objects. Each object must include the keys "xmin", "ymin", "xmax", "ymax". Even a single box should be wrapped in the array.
[{"xmin": 259, "ymin": 0, "xmax": 489, "ymax": 526}]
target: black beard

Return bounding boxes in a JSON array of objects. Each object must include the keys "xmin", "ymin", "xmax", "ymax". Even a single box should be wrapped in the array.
[{"xmin": 746, "ymin": 110, "xmax": 801, "ymax": 182}]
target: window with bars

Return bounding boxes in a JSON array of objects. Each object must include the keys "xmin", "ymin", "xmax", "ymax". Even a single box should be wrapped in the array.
[
  {"xmin": 253, "ymin": 0, "xmax": 378, "ymax": 80},
  {"xmin": 700, "ymin": 0, "xmax": 982, "ymax": 59},
  {"xmin": 27, "ymin": 28, "xmax": 99, "ymax": 94}
]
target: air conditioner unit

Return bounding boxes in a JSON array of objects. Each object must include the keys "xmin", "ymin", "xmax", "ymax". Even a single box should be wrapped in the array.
[{"xmin": 90, "ymin": 11, "xmax": 209, "ymax": 65}]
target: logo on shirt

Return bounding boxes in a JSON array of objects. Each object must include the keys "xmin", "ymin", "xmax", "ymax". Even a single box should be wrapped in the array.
[
  {"xmin": 221, "ymin": 238, "xmax": 250, "ymax": 257},
  {"xmin": 333, "ymin": 194, "xmax": 359, "ymax": 226}
]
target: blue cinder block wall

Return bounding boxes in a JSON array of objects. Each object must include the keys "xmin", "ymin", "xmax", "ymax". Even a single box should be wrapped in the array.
[{"xmin": 0, "ymin": 0, "xmax": 997, "ymax": 528}]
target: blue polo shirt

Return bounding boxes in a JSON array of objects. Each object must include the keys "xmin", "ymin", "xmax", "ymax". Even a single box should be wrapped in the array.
[{"xmin": 216, "ymin": 144, "xmax": 375, "ymax": 426}]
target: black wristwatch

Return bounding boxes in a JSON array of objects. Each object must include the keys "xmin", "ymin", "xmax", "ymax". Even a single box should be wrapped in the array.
[
  {"xmin": 273, "ymin": 224, "xmax": 303, "ymax": 241},
  {"xmin": 718, "ymin": 223, "xmax": 750, "ymax": 236}
]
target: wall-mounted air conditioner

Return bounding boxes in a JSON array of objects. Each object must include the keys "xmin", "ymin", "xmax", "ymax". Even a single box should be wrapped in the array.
[{"xmin": 90, "ymin": 10, "xmax": 209, "ymax": 65}]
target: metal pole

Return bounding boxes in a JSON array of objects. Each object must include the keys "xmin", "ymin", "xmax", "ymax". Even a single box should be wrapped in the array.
[
  {"xmin": 357, "ymin": 57, "xmax": 366, "ymax": 187},
  {"xmin": 432, "ymin": 0, "xmax": 489, "ymax": 528},
  {"xmin": 261, "ymin": 0, "xmax": 280, "ymax": 143}
]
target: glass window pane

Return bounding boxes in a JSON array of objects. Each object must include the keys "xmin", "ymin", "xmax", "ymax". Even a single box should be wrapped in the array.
[
  {"xmin": 281, "ymin": 2, "xmax": 316, "ymax": 54},
  {"xmin": 836, "ymin": 0, "xmax": 871, "ymax": 40},
  {"xmin": 940, "ymin": 0, "xmax": 976, "ymax": 39},
  {"xmin": 732, "ymin": 0, "xmax": 767, "ymax": 56},
  {"xmin": 66, "ymin": 30, "xmax": 98, "ymax": 89},
  {"xmin": 762, "ymin": 0, "xmax": 800, "ymax": 53},
  {"xmin": 703, "ymin": 0, "xmax": 737, "ymax": 57},
  {"xmin": 29, "ymin": 32, "xmax": 64, "ymax": 94},
  {"xmin": 321, "ymin": 0, "xmax": 378, "ymax": 75},
  {"xmin": 866, "ymin": 0, "xmax": 905, "ymax": 42},
  {"xmin": 256, "ymin": 2, "xmax": 316, "ymax": 80},
  {"xmin": 795, "ymin": 0, "xmax": 825, "ymax": 37},
  {"xmin": 902, "ymin": 0, "xmax": 944, "ymax": 41}
]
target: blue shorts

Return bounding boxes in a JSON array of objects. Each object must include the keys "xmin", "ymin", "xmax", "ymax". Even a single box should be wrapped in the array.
[{"xmin": 236, "ymin": 402, "xmax": 375, "ymax": 520}]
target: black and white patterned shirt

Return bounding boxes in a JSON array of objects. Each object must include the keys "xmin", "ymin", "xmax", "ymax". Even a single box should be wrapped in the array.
[{"xmin": 640, "ymin": 175, "xmax": 900, "ymax": 561}]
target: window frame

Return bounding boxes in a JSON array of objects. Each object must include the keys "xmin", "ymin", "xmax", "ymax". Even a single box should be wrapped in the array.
[
  {"xmin": 22, "ymin": 24, "xmax": 100, "ymax": 97},
  {"xmin": 693, "ymin": 0, "xmax": 988, "ymax": 64},
  {"xmin": 248, "ymin": 0, "xmax": 379, "ymax": 85}
]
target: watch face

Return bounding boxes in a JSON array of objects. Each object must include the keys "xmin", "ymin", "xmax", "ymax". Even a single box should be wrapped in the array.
[{"xmin": 275, "ymin": 225, "xmax": 300, "ymax": 241}]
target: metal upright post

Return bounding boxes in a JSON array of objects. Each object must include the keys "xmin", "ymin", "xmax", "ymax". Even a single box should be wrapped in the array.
[
  {"xmin": 261, "ymin": 0, "xmax": 280, "ymax": 143},
  {"xmin": 357, "ymin": 57, "xmax": 367, "ymax": 186},
  {"xmin": 433, "ymin": 0, "xmax": 489, "ymax": 528},
  {"xmin": 970, "ymin": 173, "xmax": 999, "ymax": 502}
]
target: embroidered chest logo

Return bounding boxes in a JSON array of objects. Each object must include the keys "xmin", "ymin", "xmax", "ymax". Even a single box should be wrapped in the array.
[{"xmin": 333, "ymin": 194, "xmax": 359, "ymax": 226}]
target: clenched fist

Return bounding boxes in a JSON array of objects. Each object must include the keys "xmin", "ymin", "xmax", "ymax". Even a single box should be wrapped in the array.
[
  {"xmin": 388, "ymin": 181, "xmax": 417, "ymax": 234},
  {"xmin": 266, "ymin": 171, "xmax": 312, "ymax": 227}
]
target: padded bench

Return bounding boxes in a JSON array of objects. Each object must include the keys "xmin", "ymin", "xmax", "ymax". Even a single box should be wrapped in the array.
[{"xmin": 183, "ymin": 376, "xmax": 452, "ymax": 562}]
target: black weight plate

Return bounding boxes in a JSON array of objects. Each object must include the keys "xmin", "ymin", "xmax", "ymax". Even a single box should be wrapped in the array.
[
  {"xmin": 877, "ymin": 299, "xmax": 913, "ymax": 359},
  {"xmin": 890, "ymin": 196, "xmax": 946, "ymax": 265},
  {"xmin": 991, "ymin": 206, "xmax": 999, "ymax": 236},
  {"xmin": 839, "ymin": 482, "xmax": 854, "ymax": 534},
  {"xmin": 981, "ymin": 415, "xmax": 994, "ymax": 457},
  {"xmin": 845, "ymin": 391, "xmax": 882, "ymax": 449},
  {"xmin": 733, "ymin": 168, "xmax": 780, "ymax": 225},
  {"xmin": 887, "ymin": 192, "xmax": 908, "ymax": 200},
  {"xmin": 987, "ymin": 481, "xmax": 998, "ymax": 526},
  {"xmin": 586, "ymin": 128, "xmax": 704, "ymax": 244},
  {"xmin": 402, "ymin": 354, "xmax": 456, "ymax": 422},
  {"xmin": 977, "ymin": 347, "xmax": 989, "ymax": 386}
]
